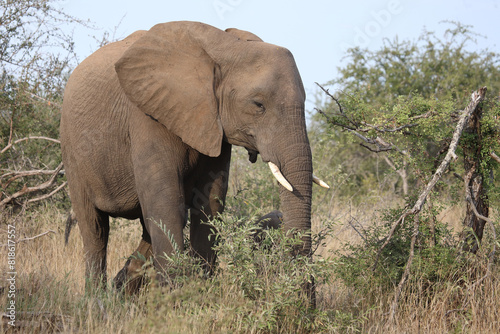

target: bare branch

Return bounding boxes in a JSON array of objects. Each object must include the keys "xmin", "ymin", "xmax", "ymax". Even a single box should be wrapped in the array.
[
  {"xmin": 17, "ymin": 230, "xmax": 56, "ymax": 243},
  {"xmin": 315, "ymin": 83, "xmax": 410, "ymax": 155},
  {"xmin": 1, "ymin": 136, "xmax": 61, "ymax": 154},
  {"xmin": 383, "ymin": 155, "xmax": 397, "ymax": 171},
  {"xmin": 27, "ymin": 181, "xmax": 67, "ymax": 204},
  {"xmin": 347, "ymin": 217, "xmax": 368, "ymax": 243},
  {"xmin": 411, "ymin": 87, "xmax": 487, "ymax": 214},
  {"xmin": 1, "ymin": 168, "xmax": 65, "ymax": 190},
  {"xmin": 377, "ymin": 87, "xmax": 487, "ymax": 265},
  {"xmin": 0, "ymin": 162, "xmax": 64, "ymax": 207},
  {"xmin": 490, "ymin": 151, "xmax": 500, "ymax": 164},
  {"xmin": 359, "ymin": 120, "xmax": 419, "ymax": 133},
  {"xmin": 389, "ymin": 213, "xmax": 420, "ymax": 322},
  {"xmin": 22, "ymin": 89, "xmax": 62, "ymax": 109},
  {"xmin": 315, "ymin": 83, "xmax": 359, "ymax": 128},
  {"xmin": 360, "ymin": 142, "xmax": 394, "ymax": 153},
  {"xmin": 0, "ymin": 230, "xmax": 56, "ymax": 247}
]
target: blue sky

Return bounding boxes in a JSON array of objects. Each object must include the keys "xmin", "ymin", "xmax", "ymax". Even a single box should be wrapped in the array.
[{"xmin": 59, "ymin": 0, "xmax": 500, "ymax": 111}]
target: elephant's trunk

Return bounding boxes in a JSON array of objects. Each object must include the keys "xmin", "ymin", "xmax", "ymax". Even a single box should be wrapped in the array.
[
  {"xmin": 272, "ymin": 104, "xmax": 313, "ymax": 256},
  {"xmin": 278, "ymin": 145, "xmax": 313, "ymax": 255}
]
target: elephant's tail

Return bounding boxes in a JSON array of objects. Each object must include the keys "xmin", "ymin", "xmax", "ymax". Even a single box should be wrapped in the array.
[{"xmin": 64, "ymin": 209, "xmax": 77, "ymax": 245}]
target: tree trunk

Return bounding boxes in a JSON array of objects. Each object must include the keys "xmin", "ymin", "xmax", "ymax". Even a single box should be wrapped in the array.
[{"xmin": 461, "ymin": 103, "xmax": 488, "ymax": 253}]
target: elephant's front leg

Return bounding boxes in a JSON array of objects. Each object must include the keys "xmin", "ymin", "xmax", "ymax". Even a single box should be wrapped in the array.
[
  {"xmin": 140, "ymin": 179, "xmax": 186, "ymax": 283},
  {"xmin": 188, "ymin": 142, "xmax": 232, "ymax": 270},
  {"xmin": 131, "ymin": 156, "xmax": 189, "ymax": 285}
]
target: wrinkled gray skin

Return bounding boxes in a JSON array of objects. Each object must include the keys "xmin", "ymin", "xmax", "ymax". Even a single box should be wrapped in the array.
[{"xmin": 60, "ymin": 21, "xmax": 313, "ymax": 294}]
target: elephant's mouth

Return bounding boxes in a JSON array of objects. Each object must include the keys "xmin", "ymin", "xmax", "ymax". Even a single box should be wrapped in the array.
[{"xmin": 246, "ymin": 148, "xmax": 259, "ymax": 163}]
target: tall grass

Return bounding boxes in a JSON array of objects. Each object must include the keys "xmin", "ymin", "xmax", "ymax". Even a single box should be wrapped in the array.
[{"xmin": 1, "ymin": 146, "xmax": 499, "ymax": 333}]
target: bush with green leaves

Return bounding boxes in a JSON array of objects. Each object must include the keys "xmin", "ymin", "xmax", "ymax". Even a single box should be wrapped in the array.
[
  {"xmin": 226, "ymin": 146, "xmax": 281, "ymax": 216},
  {"xmin": 312, "ymin": 22, "xmax": 500, "ymax": 318},
  {"xmin": 311, "ymin": 21, "xmax": 500, "ymax": 201},
  {"xmin": 333, "ymin": 204, "xmax": 460, "ymax": 298},
  {"xmin": 129, "ymin": 213, "xmax": 337, "ymax": 333}
]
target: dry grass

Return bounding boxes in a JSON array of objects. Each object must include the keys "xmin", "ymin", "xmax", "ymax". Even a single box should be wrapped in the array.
[{"xmin": 1, "ymin": 196, "xmax": 499, "ymax": 333}]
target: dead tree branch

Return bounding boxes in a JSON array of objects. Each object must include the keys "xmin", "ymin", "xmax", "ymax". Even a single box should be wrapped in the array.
[
  {"xmin": 0, "ymin": 230, "xmax": 56, "ymax": 247},
  {"xmin": 376, "ymin": 87, "xmax": 487, "ymax": 266},
  {"xmin": 1, "ymin": 136, "xmax": 60, "ymax": 154},
  {"xmin": 490, "ymin": 151, "xmax": 500, "ymax": 164},
  {"xmin": 1, "ymin": 135, "xmax": 65, "ymax": 206},
  {"xmin": 375, "ymin": 87, "xmax": 488, "ymax": 321},
  {"xmin": 26, "ymin": 181, "xmax": 67, "ymax": 204},
  {"xmin": 315, "ymin": 83, "xmax": 409, "ymax": 155},
  {"xmin": 1, "ymin": 168, "xmax": 65, "ymax": 190},
  {"xmin": 0, "ymin": 162, "xmax": 64, "ymax": 208},
  {"xmin": 17, "ymin": 230, "xmax": 57, "ymax": 243}
]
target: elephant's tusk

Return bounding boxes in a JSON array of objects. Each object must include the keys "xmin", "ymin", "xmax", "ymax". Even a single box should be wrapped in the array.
[
  {"xmin": 313, "ymin": 174, "xmax": 330, "ymax": 189},
  {"xmin": 268, "ymin": 162, "xmax": 293, "ymax": 192}
]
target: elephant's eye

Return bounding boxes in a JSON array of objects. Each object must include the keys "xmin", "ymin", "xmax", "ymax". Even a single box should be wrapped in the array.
[{"xmin": 254, "ymin": 101, "xmax": 266, "ymax": 113}]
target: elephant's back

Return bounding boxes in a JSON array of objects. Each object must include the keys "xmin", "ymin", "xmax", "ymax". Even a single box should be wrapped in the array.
[
  {"xmin": 61, "ymin": 30, "xmax": 148, "ymax": 145},
  {"xmin": 61, "ymin": 30, "xmax": 146, "ymax": 119}
]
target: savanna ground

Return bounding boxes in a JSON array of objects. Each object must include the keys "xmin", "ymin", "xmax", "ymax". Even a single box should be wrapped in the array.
[{"xmin": 1, "ymin": 145, "xmax": 499, "ymax": 333}]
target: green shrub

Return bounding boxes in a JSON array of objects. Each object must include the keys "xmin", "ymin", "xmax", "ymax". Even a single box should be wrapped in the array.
[
  {"xmin": 333, "ymin": 205, "xmax": 461, "ymax": 301},
  {"xmin": 130, "ymin": 214, "xmax": 337, "ymax": 333}
]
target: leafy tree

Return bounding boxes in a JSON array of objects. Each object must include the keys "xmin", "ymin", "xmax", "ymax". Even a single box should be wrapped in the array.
[
  {"xmin": 1, "ymin": 0, "xmax": 83, "ymax": 208},
  {"xmin": 333, "ymin": 21, "xmax": 499, "ymax": 106},
  {"xmin": 313, "ymin": 21, "xmax": 500, "ymax": 315},
  {"xmin": 312, "ymin": 21, "xmax": 500, "ymax": 200}
]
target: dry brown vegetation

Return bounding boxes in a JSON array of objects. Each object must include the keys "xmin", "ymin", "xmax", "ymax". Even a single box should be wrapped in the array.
[{"xmin": 1, "ymin": 154, "xmax": 499, "ymax": 333}]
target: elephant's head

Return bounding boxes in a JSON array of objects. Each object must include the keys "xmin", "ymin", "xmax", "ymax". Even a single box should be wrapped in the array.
[{"xmin": 115, "ymin": 21, "xmax": 327, "ymax": 255}]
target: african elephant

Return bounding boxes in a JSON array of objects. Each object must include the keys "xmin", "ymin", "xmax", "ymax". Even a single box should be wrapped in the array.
[{"xmin": 60, "ymin": 21, "xmax": 328, "ymax": 292}]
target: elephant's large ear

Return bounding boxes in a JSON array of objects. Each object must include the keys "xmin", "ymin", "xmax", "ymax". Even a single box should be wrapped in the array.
[{"xmin": 115, "ymin": 22, "xmax": 235, "ymax": 157}]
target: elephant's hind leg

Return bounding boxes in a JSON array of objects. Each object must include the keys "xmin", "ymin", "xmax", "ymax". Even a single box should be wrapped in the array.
[
  {"xmin": 113, "ymin": 217, "xmax": 153, "ymax": 294},
  {"xmin": 77, "ymin": 207, "xmax": 110, "ymax": 290}
]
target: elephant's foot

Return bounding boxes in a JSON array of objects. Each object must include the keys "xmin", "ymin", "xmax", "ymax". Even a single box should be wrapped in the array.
[{"xmin": 113, "ymin": 240, "xmax": 153, "ymax": 295}]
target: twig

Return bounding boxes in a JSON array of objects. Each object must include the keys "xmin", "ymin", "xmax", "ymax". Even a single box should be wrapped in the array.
[
  {"xmin": 27, "ymin": 181, "xmax": 67, "ymax": 204},
  {"xmin": 389, "ymin": 213, "xmax": 420, "ymax": 322},
  {"xmin": 347, "ymin": 217, "xmax": 368, "ymax": 243},
  {"xmin": 1, "ymin": 136, "xmax": 61, "ymax": 154},
  {"xmin": 23, "ymin": 89, "xmax": 62, "ymax": 109},
  {"xmin": 358, "ymin": 120, "xmax": 419, "ymax": 133},
  {"xmin": 1, "ymin": 168, "xmax": 65, "ymax": 190},
  {"xmin": 8, "ymin": 114, "xmax": 14, "ymax": 146},
  {"xmin": 0, "ymin": 230, "xmax": 56, "ymax": 246},
  {"xmin": 315, "ymin": 83, "xmax": 409, "ymax": 155},
  {"xmin": 315, "ymin": 83, "xmax": 359, "ymax": 129},
  {"xmin": 17, "ymin": 230, "xmax": 56, "ymax": 243},
  {"xmin": 0, "ymin": 162, "xmax": 64, "ymax": 207},
  {"xmin": 490, "ymin": 151, "xmax": 500, "ymax": 164}
]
